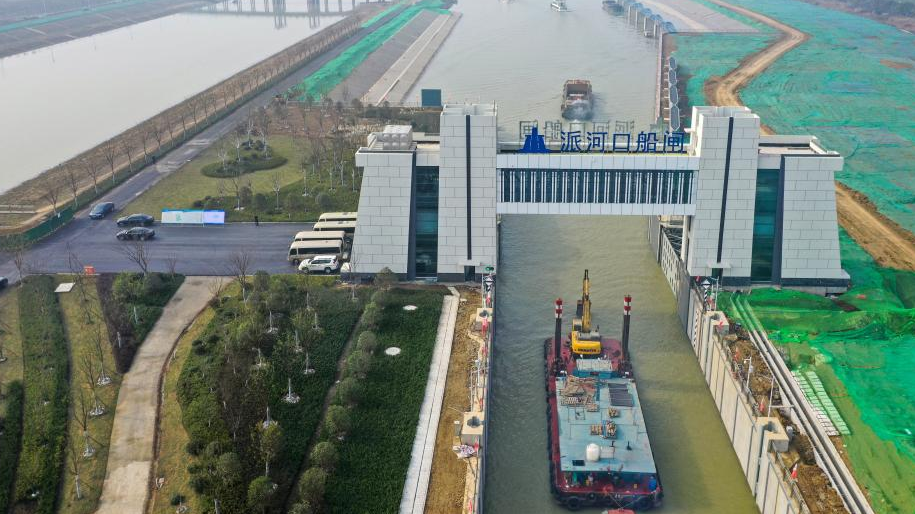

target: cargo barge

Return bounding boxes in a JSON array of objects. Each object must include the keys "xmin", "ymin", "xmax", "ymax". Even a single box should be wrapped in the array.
[
  {"xmin": 561, "ymin": 79, "xmax": 593, "ymax": 120},
  {"xmin": 545, "ymin": 271, "xmax": 662, "ymax": 511}
]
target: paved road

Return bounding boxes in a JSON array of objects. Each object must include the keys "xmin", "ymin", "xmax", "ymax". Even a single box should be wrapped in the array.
[
  {"xmin": 19, "ymin": 218, "xmax": 309, "ymax": 276},
  {"xmin": 0, "ymin": 6, "xmax": 400, "ymax": 281},
  {"xmin": 95, "ymin": 277, "xmax": 218, "ymax": 514}
]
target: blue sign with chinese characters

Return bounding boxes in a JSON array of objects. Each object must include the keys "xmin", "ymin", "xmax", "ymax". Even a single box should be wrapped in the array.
[{"xmin": 521, "ymin": 129, "xmax": 686, "ymax": 154}]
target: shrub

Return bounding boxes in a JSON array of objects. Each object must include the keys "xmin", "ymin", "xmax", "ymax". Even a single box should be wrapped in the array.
[
  {"xmin": 200, "ymin": 151, "xmax": 287, "ymax": 178},
  {"xmin": 298, "ymin": 468, "xmax": 327, "ymax": 506},
  {"xmin": 356, "ymin": 331, "xmax": 377, "ymax": 354},
  {"xmin": 333, "ymin": 377, "xmax": 361, "ymax": 406},
  {"xmin": 374, "ymin": 267, "xmax": 397, "ymax": 290},
  {"xmin": 14, "ymin": 276, "xmax": 70, "ymax": 514},
  {"xmin": 324, "ymin": 406, "xmax": 351, "ymax": 439},
  {"xmin": 285, "ymin": 192, "xmax": 305, "ymax": 212},
  {"xmin": 246, "ymin": 476, "xmax": 273, "ymax": 511},
  {"xmin": 361, "ymin": 303, "xmax": 380, "ymax": 330},
  {"xmin": 289, "ymin": 501, "xmax": 315, "ymax": 514},
  {"xmin": 170, "ymin": 493, "xmax": 186, "ymax": 506},
  {"xmin": 315, "ymin": 192, "xmax": 332, "ymax": 212},
  {"xmin": 345, "ymin": 351, "xmax": 371, "ymax": 378},
  {"xmin": 253, "ymin": 193, "xmax": 269, "ymax": 212},
  {"xmin": 0, "ymin": 381, "xmax": 24, "ymax": 513},
  {"xmin": 309, "ymin": 441, "xmax": 338, "ymax": 472}
]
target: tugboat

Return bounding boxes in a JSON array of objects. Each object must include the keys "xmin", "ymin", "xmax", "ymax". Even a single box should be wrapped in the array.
[
  {"xmin": 545, "ymin": 271, "xmax": 663, "ymax": 511},
  {"xmin": 561, "ymin": 79, "xmax": 593, "ymax": 120},
  {"xmin": 602, "ymin": 0, "xmax": 623, "ymax": 14}
]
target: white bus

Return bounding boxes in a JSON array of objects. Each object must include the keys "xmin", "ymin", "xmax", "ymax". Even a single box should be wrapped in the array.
[
  {"xmin": 317, "ymin": 211, "xmax": 358, "ymax": 223},
  {"xmin": 313, "ymin": 220, "xmax": 357, "ymax": 235},
  {"xmin": 294, "ymin": 230, "xmax": 347, "ymax": 243},
  {"xmin": 288, "ymin": 239, "xmax": 343, "ymax": 265}
]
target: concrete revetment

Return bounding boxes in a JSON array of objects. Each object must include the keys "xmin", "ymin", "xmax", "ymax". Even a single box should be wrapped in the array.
[{"xmin": 354, "ymin": 104, "xmax": 847, "ymax": 291}]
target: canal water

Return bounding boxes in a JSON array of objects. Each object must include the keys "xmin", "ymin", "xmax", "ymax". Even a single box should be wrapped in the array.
[
  {"xmin": 0, "ymin": 5, "xmax": 353, "ymax": 193},
  {"xmin": 413, "ymin": 0, "xmax": 759, "ymax": 512}
]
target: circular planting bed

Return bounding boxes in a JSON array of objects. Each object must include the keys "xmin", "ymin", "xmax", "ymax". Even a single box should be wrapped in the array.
[{"xmin": 384, "ymin": 347, "xmax": 402, "ymax": 356}]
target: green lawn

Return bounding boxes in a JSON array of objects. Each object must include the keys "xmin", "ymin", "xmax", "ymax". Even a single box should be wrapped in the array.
[
  {"xmin": 57, "ymin": 276, "xmax": 122, "ymax": 514},
  {"xmin": 324, "ymin": 288, "xmax": 445, "ymax": 514},
  {"xmin": 125, "ymin": 135, "xmax": 360, "ymax": 223},
  {"xmin": 149, "ymin": 306, "xmax": 215, "ymax": 514}
]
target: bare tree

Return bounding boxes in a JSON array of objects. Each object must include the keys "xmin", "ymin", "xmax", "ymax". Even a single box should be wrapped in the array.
[
  {"xmin": 141, "ymin": 130, "xmax": 152, "ymax": 163},
  {"xmin": 68, "ymin": 442, "xmax": 84, "ymax": 500},
  {"xmin": 44, "ymin": 182, "xmax": 62, "ymax": 216},
  {"xmin": 152, "ymin": 122, "xmax": 166, "ymax": 154},
  {"xmin": 271, "ymin": 171, "xmax": 282, "ymax": 210},
  {"xmin": 84, "ymin": 159, "xmax": 102, "ymax": 195},
  {"xmin": 3, "ymin": 234, "xmax": 30, "ymax": 283},
  {"xmin": 66, "ymin": 168, "xmax": 81, "ymax": 209},
  {"xmin": 229, "ymin": 174, "xmax": 243, "ymax": 211},
  {"xmin": 121, "ymin": 140, "xmax": 135, "ymax": 173},
  {"xmin": 218, "ymin": 145, "xmax": 230, "ymax": 173},
  {"xmin": 164, "ymin": 254, "xmax": 179, "ymax": 276},
  {"xmin": 118, "ymin": 239, "xmax": 151, "ymax": 276},
  {"xmin": 207, "ymin": 275, "xmax": 227, "ymax": 299},
  {"xmin": 102, "ymin": 140, "xmax": 119, "ymax": 184},
  {"xmin": 227, "ymin": 249, "xmax": 253, "ymax": 300}
]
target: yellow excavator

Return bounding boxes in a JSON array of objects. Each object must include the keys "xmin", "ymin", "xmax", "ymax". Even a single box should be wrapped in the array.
[{"xmin": 571, "ymin": 270, "xmax": 602, "ymax": 356}]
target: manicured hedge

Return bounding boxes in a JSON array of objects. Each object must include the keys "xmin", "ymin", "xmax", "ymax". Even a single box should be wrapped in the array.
[
  {"xmin": 14, "ymin": 275, "xmax": 70, "ymax": 514},
  {"xmin": 0, "ymin": 380, "xmax": 24, "ymax": 513},
  {"xmin": 200, "ymin": 148, "xmax": 287, "ymax": 178},
  {"xmin": 324, "ymin": 289, "xmax": 445, "ymax": 513},
  {"xmin": 177, "ymin": 275, "xmax": 366, "ymax": 513},
  {"xmin": 97, "ymin": 272, "xmax": 184, "ymax": 372}
]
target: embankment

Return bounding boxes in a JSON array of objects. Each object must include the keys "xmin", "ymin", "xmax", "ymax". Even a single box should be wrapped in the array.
[
  {"xmin": 701, "ymin": 0, "xmax": 915, "ymax": 273},
  {"xmin": 0, "ymin": 7, "xmax": 374, "ymax": 236}
]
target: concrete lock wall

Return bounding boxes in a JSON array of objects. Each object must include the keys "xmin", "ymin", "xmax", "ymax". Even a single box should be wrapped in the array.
[{"xmin": 691, "ymin": 309, "xmax": 806, "ymax": 514}]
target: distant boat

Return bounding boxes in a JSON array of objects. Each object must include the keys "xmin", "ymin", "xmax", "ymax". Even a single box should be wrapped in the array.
[
  {"xmin": 551, "ymin": 0, "xmax": 571, "ymax": 11},
  {"xmin": 561, "ymin": 79, "xmax": 593, "ymax": 120}
]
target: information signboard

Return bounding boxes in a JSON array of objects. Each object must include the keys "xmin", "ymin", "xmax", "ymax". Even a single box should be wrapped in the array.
[{"xmin": 161, "ymin": 209, "xmax": 225, "ymax": 225}]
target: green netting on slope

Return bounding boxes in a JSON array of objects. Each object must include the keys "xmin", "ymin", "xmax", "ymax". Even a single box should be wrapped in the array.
[
  {"xmin": 361, "ymin": 2, "xmax": 406, "ymax": 28},
  {"xmin": 290, "ymin": 0, "xmax": 447, "ymax": 101},
  {"xmin": 675, "ymin": 0, "xmax": 915, "ymax": 234},
  {"xmin": 720, "ymin": 231, "xmax": 915, "ymax": 513}
]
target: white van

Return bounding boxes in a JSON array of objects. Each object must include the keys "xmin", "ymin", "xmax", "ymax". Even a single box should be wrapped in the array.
[{"xmin": 287, "ymin": 240, "xmax": 343, "ymax": 265}]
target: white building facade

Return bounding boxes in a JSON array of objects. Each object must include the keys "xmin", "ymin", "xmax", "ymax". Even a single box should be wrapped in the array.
[{"xmin": 353, "ymin": 104, "xmax": 848, "ymax": 289}]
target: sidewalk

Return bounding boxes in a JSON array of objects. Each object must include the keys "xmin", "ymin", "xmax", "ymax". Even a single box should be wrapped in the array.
[{"xmin": 95, "ymin": 277, "xmax": 219, "ymax": 514}]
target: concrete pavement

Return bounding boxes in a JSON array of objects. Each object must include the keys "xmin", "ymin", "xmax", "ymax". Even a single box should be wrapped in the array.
[{"xmin": 95, "ymin": 277, "xmax": 220, "ymax": 514}]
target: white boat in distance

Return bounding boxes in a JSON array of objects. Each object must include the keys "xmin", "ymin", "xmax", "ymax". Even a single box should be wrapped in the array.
[{"xmin": 551, "ymin": 0, "xmax": 571, "ymax": 11}]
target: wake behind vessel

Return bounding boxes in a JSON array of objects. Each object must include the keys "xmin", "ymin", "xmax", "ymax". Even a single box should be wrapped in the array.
[{"xmin": 545, "ymin": 271, "xmax": 662, "ymax": 511}]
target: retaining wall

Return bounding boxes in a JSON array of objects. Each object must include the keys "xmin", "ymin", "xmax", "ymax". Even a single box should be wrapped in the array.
[{"xmin": 650, "ymin": 219, "xmax": 810, "ymax": 514}]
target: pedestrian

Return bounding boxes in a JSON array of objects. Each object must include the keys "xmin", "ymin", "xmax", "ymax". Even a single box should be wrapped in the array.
[{"xmin": 254, "ymin": 215, "xmax": 259, "ymax": 226}]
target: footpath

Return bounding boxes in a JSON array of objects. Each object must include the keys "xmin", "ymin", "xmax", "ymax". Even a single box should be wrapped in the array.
[{"xmin": 95, "ymin": 277, "xmax": 218, "ymax": 514}]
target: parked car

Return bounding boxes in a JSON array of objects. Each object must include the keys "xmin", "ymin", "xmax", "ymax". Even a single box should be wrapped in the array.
[
  {"xmin": 116, "ymin": 227, "xmax": 155, "ymax": 240},
  {"xmin": 89, "ymin": 202, "xmax": 115, "ymax": 219},
  {"xmin": 298, "ymin": 255, "xmax": 340, "ymax": 274},
  {"xmin": 116, "ymin": 213, "xmax": 155, "ymax": 227},
  {"xmin": 0, "ymin": 277, "xmax": 8, "ymax": 289}
]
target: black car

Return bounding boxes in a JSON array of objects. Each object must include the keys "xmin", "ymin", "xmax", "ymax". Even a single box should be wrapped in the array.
[
  {"xmin": 89, "ymin": 202, "xmax": 115, "ymax": 219},
  {"xmin": 0, "ymin": 277, "xmax": 8, "ymax": 289},
  {"xmin": 116, "ymin": 227, "xmax": 156, "ymax": 240},
  {"xmin": 116, "ymin": 213, "xmax": 155, "ymax": 227}
]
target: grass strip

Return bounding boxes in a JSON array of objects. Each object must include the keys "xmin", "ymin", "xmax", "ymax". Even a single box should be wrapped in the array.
[
  {"xmin": 57, "ymin": 277, "xmax": 122, "ymax": 514},
  {"xmin": 360, "ymin": 2, "xmax": 406, "ymax": 28},
  {"xmin": 324, "ymin": 288, "xmax": 445, "ymax": 513},
  {"xmin": 13, "ymin": 275, "xmax": 70, "ymax": 514}
]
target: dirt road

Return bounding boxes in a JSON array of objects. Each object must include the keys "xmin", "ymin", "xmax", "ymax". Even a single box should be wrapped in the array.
[{"xmin": 704, "ymin": 0, "xmax": 915, "ymax": 272}]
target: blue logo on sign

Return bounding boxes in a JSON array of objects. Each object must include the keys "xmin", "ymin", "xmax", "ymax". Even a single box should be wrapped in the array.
[{"xmin": 520, "ymin": 127, "xmax": 550, "ymax": 153}]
